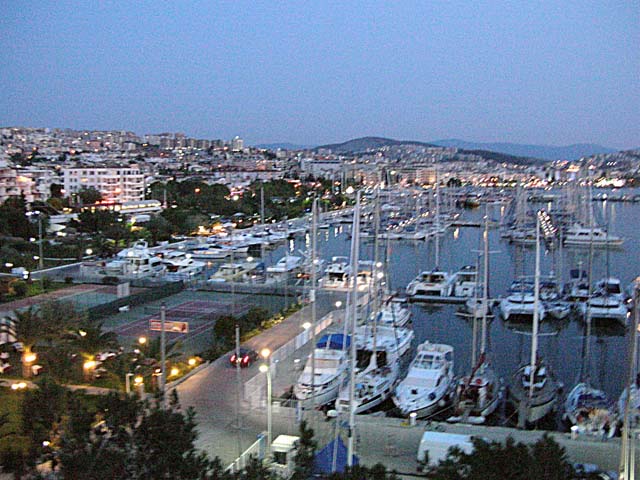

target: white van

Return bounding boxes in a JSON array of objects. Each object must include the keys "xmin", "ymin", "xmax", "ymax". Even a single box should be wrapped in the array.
[{"xmin": 416, "ymin": 431, "xmax": 475, "ymax": 471}]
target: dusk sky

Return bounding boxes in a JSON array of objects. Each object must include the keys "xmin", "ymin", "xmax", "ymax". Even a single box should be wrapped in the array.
[{"xmin": 1, "ymin": 1, "xmax": 638, "ymax": 149}]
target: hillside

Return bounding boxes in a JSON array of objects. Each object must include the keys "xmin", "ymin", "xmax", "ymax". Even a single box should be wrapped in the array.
[
  {"xmin": 431, "ymin": 139, "xmax": 616, "ymax": 161},
  {"xmin": 314, "ymin": 136, "xmax": 436, "ymax": 153}
]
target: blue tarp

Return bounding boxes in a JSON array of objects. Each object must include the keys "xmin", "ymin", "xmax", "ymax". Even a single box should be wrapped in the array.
[
  {"xmin": 313, "ymin": 437, "xmax": 358, "ymax": 474},
  {"xmin": 316, "ymin": 334, "xmax": 350, "ymax": 350}
]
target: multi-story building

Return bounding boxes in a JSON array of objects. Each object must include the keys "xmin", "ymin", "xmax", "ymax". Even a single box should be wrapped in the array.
[{"xmin": 62, "ymin": 164, "xmax": 145, "ymax": 202}]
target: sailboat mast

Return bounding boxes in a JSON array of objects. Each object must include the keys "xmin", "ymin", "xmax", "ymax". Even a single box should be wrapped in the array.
[
  {"xmin": 434, "ymin": 166, "xmax": 440, "ymax": 267},
  {"xmin": 347, "ymin": 192, "xmax": 361, "ymax": 467},
  {"xmin": 480, "ymin": 211, "xmax": 490, "ymax": 355},
  {"xmin": 529, "ymin": 213, "xmax": 541, "ymax": 401},
  {"xmin": 309, "ymin": 198, "xmax": 318, "ymax": 413}
]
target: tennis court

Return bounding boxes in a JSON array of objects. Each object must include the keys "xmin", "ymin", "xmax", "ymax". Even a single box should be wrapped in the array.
[{"xmin": 114, "ymin": 299, "xmax": 251, "ymax": 343}]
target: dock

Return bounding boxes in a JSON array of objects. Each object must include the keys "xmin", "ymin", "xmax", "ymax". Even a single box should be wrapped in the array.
[{"xmin": 408, "ymin": 295, "xmax": 469, "ymax": 304}]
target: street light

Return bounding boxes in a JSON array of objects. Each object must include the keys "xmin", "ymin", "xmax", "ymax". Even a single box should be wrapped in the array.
[
  {"xmin": 260, "ymin": 348, "xmax": 272, "ymax": 450},
  {"xmin": 138, "ymin": 336, "xmax": 147, "ymax": 345},
  {"xmin": 335, "ymin": 301, "xmax": 343, "ymax": 309}
]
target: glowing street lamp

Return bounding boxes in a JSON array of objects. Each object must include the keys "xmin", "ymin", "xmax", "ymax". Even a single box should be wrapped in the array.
[{"xmin": 260, "ymin": 348, "xmax": 272, "ymax": 449}]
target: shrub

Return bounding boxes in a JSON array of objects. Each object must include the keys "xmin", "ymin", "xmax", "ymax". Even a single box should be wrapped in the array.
[
  {"xmin": 41, "ymin": 276, "xmax": 52, "ymax": 291},
  {"xmin": 64, "ymin": 276, "xmax": 73, "ymax": 284},
  {"xmin": 10, "ymin": 280, "xmax": 27, "ymax": 297}
]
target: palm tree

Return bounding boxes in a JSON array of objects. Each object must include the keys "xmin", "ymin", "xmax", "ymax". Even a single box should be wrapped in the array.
[
  {"xmin": 0, "ymin": 307, "xmax": 47, "ymax": 377},
  {"xmin": 67, "ymin": 321, "xmax": 119, "ymax": 381}
]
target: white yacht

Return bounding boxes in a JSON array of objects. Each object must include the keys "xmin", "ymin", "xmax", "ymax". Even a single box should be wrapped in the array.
[
  {"xmin": 406, "ymin": 270, "xmax": 455, "ymax": 298},
  {"xmin": 499, "ymin": 280, "xmax": 546, "ymax": 321},
  {"xmin": 452, "ymin": 265, "xmax": 478, "ymax": 298},
  {"xmin": 266, "ymin": 255, "xmax": 303, "ymax": 274},
  {"xmin": 355, "ymin": 325, "xmax": 414, "ymax": 359},
  {"xmin": 323, "ymin": 256, "xmax": 351, "ymax": 287},
  {"xmin": 104, "ymin": 241, "xmax": 165, "ymax": 278},
  {"xmin": 393, "ymin": 341, "xmax": 455, "ymax": 418},
  {"xmin": 188, "ymin": 244, "xmax": 232, "ymax": 260},
  {"xmin": 294, "ymin": 334, "xmax": 349, "ymax": 406},
  {"xmin": 207, "ymin": 261, "xmax": 259, "ymax": 283},
  {"xmin": 565, "ymin": 268, "xmax": 590, "ymax": 301},
  {"xmin": 158, "ymin": 250, "xmax": 206, "ymax": 280},
  {"xmin": 595, "ymin": 277, "xmax": 626, "ymax": 303},
  {"xmin": 563, "ymin": 383, "xmax": 615, "ymax": 437},
  {"xmin": 563, "ymin": 224, "xmax": 624, "ymax": 248}
]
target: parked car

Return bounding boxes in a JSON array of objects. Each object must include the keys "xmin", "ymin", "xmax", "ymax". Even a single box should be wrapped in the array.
[{"xmin": 229, "ymin": 348, "xmax": 258, "ymax": 368}]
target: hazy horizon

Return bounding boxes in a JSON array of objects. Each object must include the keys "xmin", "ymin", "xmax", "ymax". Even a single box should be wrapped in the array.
[{"xmin": 1, "ymin": 1, "xmax": 638, "ymax": 149}]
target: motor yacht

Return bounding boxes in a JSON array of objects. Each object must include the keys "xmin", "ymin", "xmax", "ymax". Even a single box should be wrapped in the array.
[
  {"xmin": 294, "ymin": 334, "xmax": 350, "ymax": 406},
  {"xmin": 207, "ymin": 261, "xmax": 259, "ymax": 283},
  {"xmin": 103, "ymin": 241, "xmax": 165, "ymax": 278},
  {"xmin": 188, "ymin": 244, "xmax": 233, "ymax": 260},
  {"xmin": 369, "ymin": 303, "xmax": 412, "ymax": 328},
  {"xmin": 563, "ymin": 224, "xmax": 624, "ymax": 248},
  {"xmin": 158, "ymin": 250, "xmax": 206, "ymax": 280},
  {"xmin": 393, "ymin": 341, "xmax": 455, "ymax": 418},
  {"xmin": 565, "ymin": 268, "xmax": 590, "ymax": 301},
  {"xmin": 323, "ymin": 256, "xmax": 351, "ymax": 287},
  {"xmin": 266, "ymin": 255, "xmax": 303, "ymax": 274}
]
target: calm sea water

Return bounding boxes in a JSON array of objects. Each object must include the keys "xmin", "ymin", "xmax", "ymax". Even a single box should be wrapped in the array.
[{"xmin": 270, "ymin": 193, "xmax": 640, "ymax": 405}]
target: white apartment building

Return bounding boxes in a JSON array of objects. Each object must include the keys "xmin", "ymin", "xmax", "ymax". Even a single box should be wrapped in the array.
[{"xmin": 62, "ymin": 164, "xmax": 144, "ymax": 202}]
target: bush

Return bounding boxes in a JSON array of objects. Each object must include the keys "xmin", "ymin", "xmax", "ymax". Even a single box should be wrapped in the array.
[
  {"xmin": 10, "ymin": 280, "xmax": 27, "ymax": 297},
  {"xmin": 40, "ymin": 276, "xmax": 52, "ymax": 292},
  {"xmin": 64, "ymin": 276, "xmax": 73, "ymax": 284},
  {"xmin": 102, "ymin": 276, "xmax": 120, "ymax": 285}
]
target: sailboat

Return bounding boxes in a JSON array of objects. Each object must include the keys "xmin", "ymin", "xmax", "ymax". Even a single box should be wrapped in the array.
[
  {"xmin": 508, "ymin": 212, "xmax": 560, "ymax": 427},
  {"xmin": 448, "ymin": 213, "xmax": 501, "ymax": 424}
]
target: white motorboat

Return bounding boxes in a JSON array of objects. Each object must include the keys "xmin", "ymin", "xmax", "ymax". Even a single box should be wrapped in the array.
[
  {"xmin": 207, "ymin": 261, "xmax": 259, "ymax": 283},
  {"xmin": 188, "ymin": 244, "xmax": 232, "ymax": 260},
  {"xmin": 578, "ymin": 294, "xmax": 628, "ymax": 325},
  {"xmin": 565, "ymin": 268, "xmax": 590, "ymax": 301},
  {"xmin": 323, "ymin": 256, "xmax": 351, "ymax": 287},
  {"xmin": 595, "ymin": 277, "xmax": 626, "ymax": 303},
  {"xmin": 447, "ymin": 356, "xmax": 501, "ymax": 424},
  {"xmin": 563, "ymin": 224, "xmax": 624, "ymax": 248},
  {"xmin": 452, "ymin": 265, "xmax": 478, "ymax": 298},
  {"xmin": 393, "ymin": 341, "xmax": 455, "ymax": 418},
  {"xmin": 563, "ymin": 383, "xmax": 615, "ymax": 437},
  {"xmin": 159, "ymin": 250, "xmax": 206, "ymax": 280},
  {"xmin": 266, "ymin": 255, "xmax": 303, "ymax": 274},
  {"xmin": 104, "ymin": 241, "xmax": 165, "ymax": 278},
  {"xmin": 406, "ymin": 270, "xmax": 454, "ymax": 298},
  {"xmin": 294, "ymin": 334, "xmax": 349, "ymax": 406}
]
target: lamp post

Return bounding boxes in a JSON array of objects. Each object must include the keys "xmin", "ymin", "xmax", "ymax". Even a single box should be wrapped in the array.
[
  {"xmin": 125, "ymin": 372, "xmax": 134, "ymax": 394},
  {"xmin": 260, "ymin": 348, "xmax": 272, "ymax": 450},
  {"xmin": 27, "ymin": 211, "xmax": 44, "ymax": 270}
]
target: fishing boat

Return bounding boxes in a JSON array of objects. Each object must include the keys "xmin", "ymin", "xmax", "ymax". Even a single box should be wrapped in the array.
[
  {"xmin": 393, "ymin": 341, "xmax": 455, "ymax": 418},
  {"xmin": 294, "ymin": 334, "xmax": 350, "ymax": 406}
]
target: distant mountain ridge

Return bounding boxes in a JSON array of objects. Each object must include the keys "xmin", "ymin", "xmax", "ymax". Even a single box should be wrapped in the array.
[
  {"xmin": 314, "ymin": 136, "xmax": 436, "ymax": 153},
  {"xmin": 254, "ymin": 142, "xmax": 310, "ymax": 150},
  {"xmin": 431, "ymin": 139, "xmax": 616, "ymax": 161}
]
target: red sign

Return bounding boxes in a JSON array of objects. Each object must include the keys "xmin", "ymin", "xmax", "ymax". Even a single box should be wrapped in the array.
[{"xmin": 149, "ymin": 320, "xmax": 189, "ymax": 333}]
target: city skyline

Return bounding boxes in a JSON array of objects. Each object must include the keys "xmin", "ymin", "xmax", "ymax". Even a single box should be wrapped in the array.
[{"xmin": 1, "ymin": 1, "xmax": 638, "ymax": 149}]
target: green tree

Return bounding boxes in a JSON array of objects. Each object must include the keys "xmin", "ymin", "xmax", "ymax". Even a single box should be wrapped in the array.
[
  {"xmin": 292, "ymin": 420, "xmax": 317, "ymax": 480},
  {"xmin": 77, "ymin": 187, "xmax": 102, "ymax": 204},
  {"xmin": 1, "ymin": 307, "xmax": 49, "ymax": 377}
]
